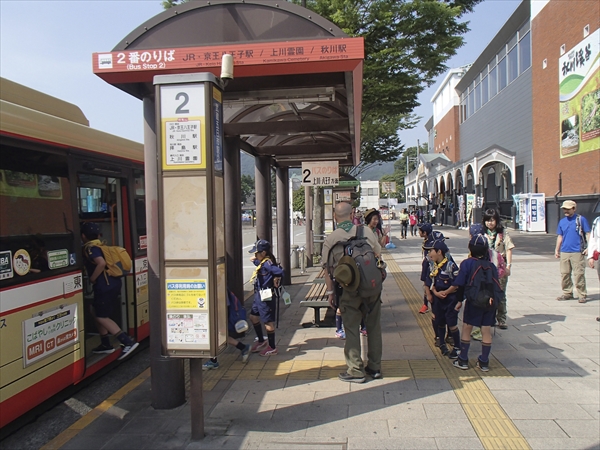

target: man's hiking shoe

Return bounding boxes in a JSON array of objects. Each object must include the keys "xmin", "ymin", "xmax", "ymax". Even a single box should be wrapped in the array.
[
  {"xmin": 453, "ymin": 358, "xmax": 469, "ymax": 370},
  {"xmin": 241, "ymin": 344, "xmax": 250, "ymax": 363},
  {"xmin": 338, "ymin": 372, "xmax": 365, "ymax": 383},
  {"xmin": 448, "ymin": 348, "xmax": 460, "ymax": 359},
  {"xmin": 259, "ymin": 346, "xmax": 278, "ymax": 357},
  {"xmin": 251, "ymin": 340, "xmax": 268, "ymax": 353},
  {"xmin": 203, "ymin": 360, "xmax": 219, "ymax": 370},
  {"xmin": 418, "ymin": 304, "xmax": 429, "ymax": 314},
  {"xmin": 92, "ymin": 344, "xmax": 115, "ymax": 354},
  {"xmin": 556, "ymin": 294, "xmax": 574, "ymax": 301},
  {"xmin": 434, "ymin": 337, "xmax": 441, "ymax": 347},
  {"xmin": 440, "ymin": 345, "xmax": 450, "ymax": 356},
  {"xmin": 335, "ymin": 329, "xmax": 346, "ymax": 339},
  {"xmin": 476, "ymin": 358, "xmax": 490, "ymax": 372},
  {"xmin": 471, "ymin": 329, "xmax": 483, "ymax": 341},
  {"xmin": 118, "ymin": 342, "xmax": 139, "ymax": 360},
  {"xmin": 497, "ymin": 322, "xmax": 508, "ymax": 330},
  {"xmin": 578, "ymin": 296, "xmax": 587, "ymax": 304},
  {"xmin": 365, "ymin": 366, "xmax": 382, "ymax": 379}
]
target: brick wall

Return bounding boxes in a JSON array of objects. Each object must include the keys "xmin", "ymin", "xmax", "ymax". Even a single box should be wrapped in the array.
[
  {"xmin": 532, "ymin": 0, "xmax": 600, "ymax": 196},
  {"xmin": 433, "ymin": 106, "xmax": 459, "ymax": 162}
]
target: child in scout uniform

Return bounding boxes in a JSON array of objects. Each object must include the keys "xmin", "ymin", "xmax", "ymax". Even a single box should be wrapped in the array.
[
  {"xmin": 424, "ymin": 238, "xmax": 461, "ymax": 359},
  {"xmin": 418, "ymin": 223, "xmax": 434, "ymax": 314},
  {"xmin": 452, "ymin": 234, "xmax": 502, "ymax": 372}
]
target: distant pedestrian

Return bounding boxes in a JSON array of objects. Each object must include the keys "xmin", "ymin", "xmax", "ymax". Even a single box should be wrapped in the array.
[
  {"xmin": 587, "ymin": 214, "xmax": 600, "ymax": 281},
  {"xmin": 409, "ymin": 211, "xmax": 418, "ymax": 236},
  {"xmin": 248, "ymin": 239, "xmax": 283, "ymax": 356},
  {"xmin": 555, "ymin": 200, "xmax": 590, "ymax": 303},
  {"xmin": 399, "ymin": 208, "xmax": 409, "ymax": 239},
  {"xmin": 322, "ymin": 202, "xmax": 383, "ymax": 383},
  {"xmin": 365, "ymin": 209, "xmax": 388, "ymax": 247},
  {"xmin": 483, "ymin": 209, "xmax": 514, "ymax": 329},
  {"xmin": 81, "ymin": 222, "xmax": 139, "ymax": 360},
  {"xmin": 430, "ymin": 208, "xmax": 436, "ymax": 224}
]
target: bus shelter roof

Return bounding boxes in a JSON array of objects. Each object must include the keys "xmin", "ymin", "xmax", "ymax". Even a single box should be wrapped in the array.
[{"xmin": 92, "ymin": 0, "xmax": 363, "ymax": 168}]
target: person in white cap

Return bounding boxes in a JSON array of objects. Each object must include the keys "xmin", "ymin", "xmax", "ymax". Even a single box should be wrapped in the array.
[{"xmin": 555, "ymin": 200, "xmax": 591, "ymax": 303}]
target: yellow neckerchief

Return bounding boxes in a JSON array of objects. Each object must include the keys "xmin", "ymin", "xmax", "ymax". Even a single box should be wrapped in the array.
[
  {"xmin": 430, "ymin": 256, "xmax": 448, "ymax": 280},
  {"xmin": 250, "ymin": 258, "xmax": 270, "ymax": 284}
]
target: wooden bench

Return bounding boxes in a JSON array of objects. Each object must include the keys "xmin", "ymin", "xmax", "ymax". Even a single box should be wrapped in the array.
[{"xmin": 299, "ymin": 268, "xmax": 330, "ymax": 327}]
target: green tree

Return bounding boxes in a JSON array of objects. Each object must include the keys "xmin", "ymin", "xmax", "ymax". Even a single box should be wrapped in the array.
[
  {"xmin": 240, "ymin": 174, "xmax": 254, "ymax": 205},
  {"xmin": 380, "ymin": 142, "xmax": 427, "ymax": 201},
  {"xmin": 292, "ymin": 187, "xmax": 305, "ymax": 214},
  {"xmin": 290, "ymin": 0, "xmax": 480, "ymax": 172}
]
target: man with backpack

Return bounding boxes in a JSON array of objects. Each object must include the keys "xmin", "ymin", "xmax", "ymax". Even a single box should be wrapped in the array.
[
  {"xmin": 322, "ymin": 202, "xmax": 383, "ymax": 383},
  {"xmin": 81, "ymin": 222, "xmax": 139, "ymax": 360},
  {"xmin": 555, "ymin": 200, "xmax": 591, "ymax": 303}
]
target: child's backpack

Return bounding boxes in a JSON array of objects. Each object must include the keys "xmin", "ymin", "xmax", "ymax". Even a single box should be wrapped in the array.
[
  {"xmin": 409, "ymin": 215, "xmax": 417, "ymax": 226},
  {"xmin": 328, "ymin": 225, "xmax": 383, "ymax": 298},
  {"xmin": 575, "ymin": 214, "xmax": 588, "ymax": 253},
  {"xmin": 465, "ymin": 259, "xmax": 502, "ymax": 311},
  {"xmin": 227, "ymin": 290, "xmax": 248, "ymax": 336},
  {"xmin": 84, "ymin": 240, "xmax": 132, "ymax": 278}
]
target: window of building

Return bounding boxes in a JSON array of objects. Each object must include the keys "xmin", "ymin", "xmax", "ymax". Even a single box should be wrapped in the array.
[
  {"xmin": 475, "ymin": 80, "xmax": 481, "ymax": 111},
  {"xmin": 468, "ymin": 86, "xmax": 474, "ymax": 119},
  {"xmin": 498, "ymin": 56, "xmax": 507, "ymax": 91},
  {"xmin": 481, "ymin": 74, "xmax": 489, "ymax": 106},
  {"xmin": 507, "ymin": 44, "xmax": 518, "ymax": 84},
  {"xmin": 519, "ymin": 31, "xmax": 531, "ymax": 74},
  {"xmin": 367, "ymin": 188, "xmax": 378, "ymax": 196},
  {"xmin": 489, "ymin": 64, "xmax": 497, "ymax": 98}
]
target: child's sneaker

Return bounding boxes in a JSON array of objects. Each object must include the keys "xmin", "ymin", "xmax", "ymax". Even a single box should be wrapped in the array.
[
  {"xmin": 453, "ymin": 358, "xmax": 469, "ymax": 370},
  {"xmin": 476, "ymin": 358, "xmax": 489, "ymax": 372},
  {"xmin": 335, "ymin": 329, "xmax": 346, "ymax": 339},
  {"xmin": 445, "ymin": 335, "xmax": 454, "ymax": 346},
  {"xmin": 418, "ymin": 304, "xmax": 429, "ymax": 314},
  {"xmin": 259, "ymin": 346, "xmax": 278, "ymax": 357},
  {"xmin": 92, "ymin": 343, "xmax": 115, "ymax": 354},
  {"xmin": 202, "ymin": 359, "xmax": 219, "ymax": 370},
  {"xmin": 241, "ymin": 344, "xmax": 250, "ymax": 363},
  {"xmin": 448, "ymin": 348, "xmax": 460, "ymax": 359},
  {"xmin": 439, "ymin": 344, "xmax": 450, "ymax": 356},
  {"xmin": 118, "ymin": 342, "xmax": 139, "ymax": 360},
  {"xmin": 250, "ymin": 340, "xmax": 268, "ymax": 353},
  {"xmin": 434, "ymin": 337, "xmax": 441, "ymax": 347},
  {"xmin": 360, "ymin": 328, "xmax": 368, "ymax": 337}
]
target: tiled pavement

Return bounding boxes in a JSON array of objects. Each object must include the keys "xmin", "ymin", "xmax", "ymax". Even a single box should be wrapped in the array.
[{"xmin": 42, "ymin": 227, "xmax": 600, "ymax": 449}]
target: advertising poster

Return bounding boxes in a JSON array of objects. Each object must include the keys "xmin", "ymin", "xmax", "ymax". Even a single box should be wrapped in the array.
[
  {"xmin": 22, "ymin": 304, "xmax": 78, "ymax": 367},
  {"xmin": 166, "ymin": 280, "xmax": 208, "ymax": 309},
  {"xmin": 559, "ymin": 29, "xmax": 600, "ymax": 158},
  {"xmin": 166, "ymin": 312, "xmax": 209, "ymax": 345},
  {"xmin": 466, "ymin": 194, "xmax": 475, "ymax": 224}
]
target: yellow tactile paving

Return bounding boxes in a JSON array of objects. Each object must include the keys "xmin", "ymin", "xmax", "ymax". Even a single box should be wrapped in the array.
[{"xmin": 386, "ymin": 256, "xmax": 531, "ymax": 450}]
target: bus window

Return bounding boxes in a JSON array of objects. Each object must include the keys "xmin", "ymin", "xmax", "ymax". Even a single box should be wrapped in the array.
[
  {"xmin": 0, "ymin": 150, "xmax": 75, "ymax": 288},
  {"xmin": 133, "ymin": 170, "xmax": 146, "ymax": 252}
]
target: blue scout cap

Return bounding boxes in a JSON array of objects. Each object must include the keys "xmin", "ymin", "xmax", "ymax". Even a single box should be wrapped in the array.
[
  {"xmin": 423, "ymin": 239, "xmax": 449, "ymax": 253},
  {"xmin": 81, "ymin": 222, "xmax": 101, "ymax": 236},
  {"xmin": 469, "ymin": 233, "xmax": 488, "ymax": 248},
  {"xmin": 249, "ymin": 239, "xmax": 271, "ymax": 253},
  {"xmin": 417, "ymin": 223, "xmax": 432, "ymax": 234},
  {"xmin": 469, "ymin": 223, "xmax": 485, "ymax": 236}
]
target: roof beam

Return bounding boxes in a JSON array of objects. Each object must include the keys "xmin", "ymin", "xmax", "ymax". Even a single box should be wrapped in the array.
[{"xmin": 224, "ymin": 119, "xmax": 348, "ymax": 136}]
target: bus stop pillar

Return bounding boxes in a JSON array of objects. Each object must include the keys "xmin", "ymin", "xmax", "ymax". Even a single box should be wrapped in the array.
[
  {"xmin": 255, "ymin": 156, "xmax": 272, "ymax": 242},
  {"xmin": 224, "ymin": 137, "xmax": 244, "ymax": 302},
  {"xmin": 276, "ymin": 167, "xmax": 291, "ymax": 285},
  {"xmin": 143, "ymin": 96, "xmax": 185, "ymax": 410}
]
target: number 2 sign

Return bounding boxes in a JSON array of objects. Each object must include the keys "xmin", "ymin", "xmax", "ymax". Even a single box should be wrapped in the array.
[
  {"xmin": 160, "ymin": 84, "xmax": 207, "ymax": 170},
  {"xmin": 301, "ymin": 161, "xmax": 339, "ymax": 187}
]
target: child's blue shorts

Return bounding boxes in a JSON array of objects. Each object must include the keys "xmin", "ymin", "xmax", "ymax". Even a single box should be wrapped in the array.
[
  {"xmin": 250, "ymin": 294, "xmax": 277, "ymax": 323},
  {"xmin": 463, "ymin": 300, "xmax": 496, "ymax": 327}
]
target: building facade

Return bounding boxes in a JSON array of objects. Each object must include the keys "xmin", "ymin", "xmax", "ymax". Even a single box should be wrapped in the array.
[{"xmin": 405, "ymin": 0, "xmax": 599, "ymax": 231}]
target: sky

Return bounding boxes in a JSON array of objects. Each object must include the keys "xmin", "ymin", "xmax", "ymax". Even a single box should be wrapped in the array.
[{"xmin": 1, "ymin": 0, "xmax": 521, "ymax": 149}]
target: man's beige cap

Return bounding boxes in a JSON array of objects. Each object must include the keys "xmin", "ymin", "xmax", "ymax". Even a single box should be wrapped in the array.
[{"xmin": 561, "ymin": 200, "xmax": 576, "ymax": 209}]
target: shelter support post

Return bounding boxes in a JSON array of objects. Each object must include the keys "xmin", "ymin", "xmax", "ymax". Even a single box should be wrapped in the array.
[
  {"xmin": 224, "ymin": 137, "xmax": 244, "ymax": 302},
  {"xmin": 189, "ymin": 358, "xmax": 204, "ymax": 440},
  {"xmin": 305, "ymin": 186, "xmax": 313, "ymax": 267},
  {"xmin": 143, "ymin": 96, "xmax": 185, "ymax": 410},
  {"xmin": 313, "ymin": 187, "xmax": 324, "ymax": 257},
  {"xmin": 511, "ymin": 183, "xmax": 517, "ymax": 229},
  {"xmin": 276, "ymin": 167, "xmax": 291, "ymax": 285},
  {"xmin": 255, "ymin": 156, "xmax": 272, "ymax": 243}
]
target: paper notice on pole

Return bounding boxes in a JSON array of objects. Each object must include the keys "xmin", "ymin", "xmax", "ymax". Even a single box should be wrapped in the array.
[
  {"xmin": 166, "ymin": 312, "xmax": 209, "ymax": 345},
  {"xmin": 165, "ymin": 120, "xmax": 202, "ymax": 166}
]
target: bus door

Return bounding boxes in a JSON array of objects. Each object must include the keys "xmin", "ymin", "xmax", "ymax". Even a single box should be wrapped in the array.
[{"xmin": 76, "ymin": 169, "xmax": 130, "ymax": 364}]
